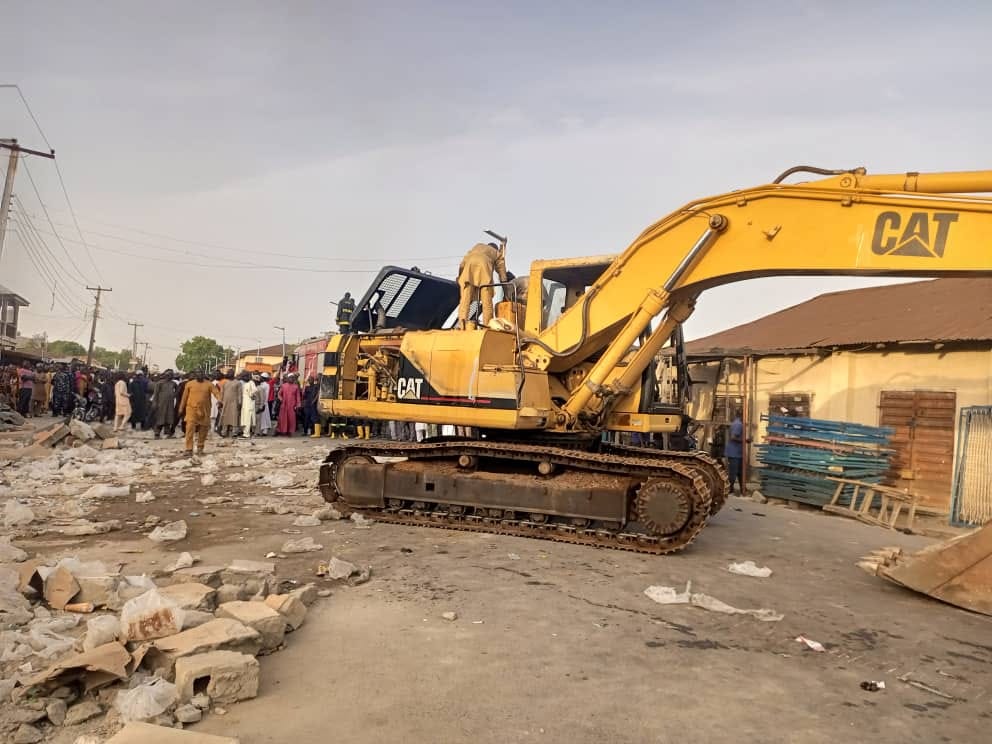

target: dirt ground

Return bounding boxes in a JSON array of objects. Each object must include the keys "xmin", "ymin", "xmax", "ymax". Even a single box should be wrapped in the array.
[{"xmin": 6, "ymin": 427, "xmax": 991, "ymax": 744}]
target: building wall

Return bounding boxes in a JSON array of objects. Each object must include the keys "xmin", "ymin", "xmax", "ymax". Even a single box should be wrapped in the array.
[
  {"xmin": 235, "ymin": 354, "xmax": 283, "ymax": 374},
  {"xmin": 689, "ymin": 347, "xmax": 992, "ymax": 509}
]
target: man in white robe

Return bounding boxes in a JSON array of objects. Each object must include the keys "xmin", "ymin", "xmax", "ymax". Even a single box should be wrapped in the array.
[
  {"xmin": 240, "ymin": 372, "xmax": 258, "ymax": 438},
  {"xmin": 256, "ymin": 374, "xmax": 272, "ymax": 435}
]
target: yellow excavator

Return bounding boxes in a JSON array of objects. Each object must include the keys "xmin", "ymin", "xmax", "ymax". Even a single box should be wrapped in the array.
[{"xmin": 317, "ymin": 166, "xmax": 992, "ymax": 555}]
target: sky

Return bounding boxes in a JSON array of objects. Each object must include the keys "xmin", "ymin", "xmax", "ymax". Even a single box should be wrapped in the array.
[{"xmin": 1, "ymin": 0, "xmax": 990, "ymax": 368}]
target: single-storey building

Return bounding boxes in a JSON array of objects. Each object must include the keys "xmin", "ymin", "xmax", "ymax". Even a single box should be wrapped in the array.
[{"xmin": 684, "ymin": 278, "xmax": 992, "ymax": 518}]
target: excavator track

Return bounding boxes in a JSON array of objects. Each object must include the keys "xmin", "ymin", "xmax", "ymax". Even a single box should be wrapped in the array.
[
  {"xmin": 319, "ymin": 440, "xmax": 713, "ymax": 555},
  {"xmin": 601, "ymin": 444, "xmax": 731, "ymax": 515}
]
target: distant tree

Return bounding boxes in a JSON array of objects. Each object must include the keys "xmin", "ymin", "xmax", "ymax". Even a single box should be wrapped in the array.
[
  {"xmin": 175, "ymin": 336, "xmax": 232, "ymax": 372},
  {"xmin": 47, "ymin": 339, "xmax": 87, "ymax": 358},
  {"xmin": 92, "ymin": 347, "xmax": 133, "ymax": 370}
]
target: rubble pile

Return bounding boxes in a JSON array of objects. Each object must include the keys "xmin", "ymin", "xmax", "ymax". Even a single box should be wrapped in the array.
[
  {"xmin": 0, "ymin": 553, "xmax": 320, "ymax": 741},
  {"xmin": 1, "ymin": 430, "xmax": 350, "ymax": 741}
]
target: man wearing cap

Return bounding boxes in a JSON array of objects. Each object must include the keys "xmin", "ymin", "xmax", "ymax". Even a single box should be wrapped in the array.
[
  {"xmin": 256, "ymin": 373, "xmax": 273, "ymax": 435},
  {"xmin": 457, "ymin": 242, "xmax": 507, "ymax": 329}
]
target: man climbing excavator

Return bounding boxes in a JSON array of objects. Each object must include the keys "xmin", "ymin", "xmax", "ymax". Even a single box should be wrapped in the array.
[{"xmin": 318, "ymin": 165, "xmax": 992, "ymax": 556}]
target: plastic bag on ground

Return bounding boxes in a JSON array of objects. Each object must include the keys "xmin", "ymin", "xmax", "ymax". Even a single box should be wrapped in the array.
[
  {"xmin": 261, "ymin": 471, "xmax": 295, "ymax": 488},
  {"xmin": 83, "ymin": 615, "xmax": 120, "ymax": 651},
  {"xmin": 81, "ymin": 484, "xmax": 131, "ymax": 500},
  {"xmin": 120, "ymin": 589, "xmax": 185, "ymax": 641},
  {"xmin": 114, "ymin": 676, "xmax": 178, "ymax": 721},
  {"xmin": 644, "ymin": 581, "xmax": 783, "ymax": 622},
  {"xmin": 350, "ymin": 512, "xmax": 373, "ymax": 528},
  {"xmin": 4, "ymin": 500, "xmax": 35, "ymax": 527},
  {"xmin": 148, "ymin": 520, "xmax": 188, "ymax": 542},
  {"xmin": 292, "ymin": 515, "xmax": 321, "ymax": 527},
  {"xmin": 135, "ymin": 491, "xmax": 155, "ymax": 503},
  {"xmin": 282, "ymin": 537, "xmax": 323, "ymax": 554},
  {"xmin": 727, "ymin": 561, "xmax": 773, "ymax": 578}
]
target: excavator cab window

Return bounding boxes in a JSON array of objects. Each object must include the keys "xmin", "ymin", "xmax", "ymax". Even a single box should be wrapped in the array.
[{"xmin": 542, "ymin": 280, "xmax": 567, "ymax": 329}]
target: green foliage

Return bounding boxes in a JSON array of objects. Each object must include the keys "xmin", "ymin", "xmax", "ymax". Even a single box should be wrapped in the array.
[
  {"xmin": 93, "ymin": 347, "xmax": 132, "ymax": 370},
  {"xmin": 175, "ymin": 336, "xmax": 233, "ymax": 372},
  {"xmin": 46, "ymin": 339, "xmax": 87, "ymax": 358}
]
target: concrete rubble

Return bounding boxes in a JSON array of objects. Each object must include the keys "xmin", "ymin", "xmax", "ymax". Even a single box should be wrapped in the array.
[{"xmin": 0, "ymin": 423, "xmax": 372, "ymax": 741}]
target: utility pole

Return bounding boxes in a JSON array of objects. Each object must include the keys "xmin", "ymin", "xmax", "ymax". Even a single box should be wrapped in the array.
[
  {"xmin": 140, "ymin": 342, "xmax": 150, "ymax": 367},
  {"xmin": 0, "ymin": 138, "xmax": 54, "ymax": 267},
  {"xmin": 273, "ymin": 326, "xmax": 286, "ymax": 360},
  {"xmin": 85, "ymin": 286, "xmax": 112, "ymax": 366},
  {"xmin": 127, "ymin": 322, "xmax": 143, "ymax": 365}
]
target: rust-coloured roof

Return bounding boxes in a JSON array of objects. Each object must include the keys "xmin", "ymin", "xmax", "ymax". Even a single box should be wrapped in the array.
[{"xmin": 686, "ymin": 279, "xmax": 992, "ymax": 356}]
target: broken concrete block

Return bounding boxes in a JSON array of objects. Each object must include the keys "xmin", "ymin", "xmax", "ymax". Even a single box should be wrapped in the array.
[
  {"xmin": 10, "ymin": 706, "xmax": 47, "ymax": 723},
  {"xmin": 158, "ymin": 583, "xmax": 217, "ymax": 612},
  {"xmin": 106, "ymin": 721, "xmax": 242, "ymax": 743},
  {"xmin": 46, "ymin": 698, "xmax": 67, "ymax": 725},
  {"xmin": 174, "ymin": 703, "xmax": 202, "ymax": 723},
  {"xmin": 148, "ymin": 520, "xmax": 188, "ymax": 542},
  {"xmin": 170, "ymin": 565, "xmax": 223, "ymax": 589},
  {"xmin": 220, "ymin": 560, "xmax": 274, "ymax": 587},
  {"xmin": 174, "ymin": 650, "xmax": 259, "ymax": 705},
  {"xmin": 264, "ymin": 593, "xmax": 307, "ymax": 631},
  {"xmin": 288, "ymin": 583, "xmax": 319, "ymax": 607},
  {"xmin": 33, "ymin": 423, "xmax": 69, "ymax": 447},
  {"xmin": 143, "ymin": 619, "xmax": 261, "ymax": 678},
  {"xmin": 74, "ymin": 575, "xmax": 121, "ymax": 608},
  {"xmin": 69, "ymin": 419, "xmax": 97, "ymax": 441},
  {"xmin": 64, "ymin": 699, "xmax": 103, "ymax": 725},
  {"xmin": 181, "ymin": 610, "xmax": 214, "ymax": 630},
  {"xmin": 216, "ymin": 601, "xmax": 285, "ymax": 651},
  {"xmin": 102, "ymin": 437, "xmax": 121, "ymax": 450},
  {"xmin": 58, "ymin": 519, "xmax": 121, "ymax": 536},
  {"xmin": 12, "ymin": 724, "xmax": 44, "ymax": 744},
  {"xmin": 215, "ymin": 584, "xmax": 244, "ymax": 604},
  {"xmin": 92, "ymin": 423, "xmax": 113, "ymax": 440}
]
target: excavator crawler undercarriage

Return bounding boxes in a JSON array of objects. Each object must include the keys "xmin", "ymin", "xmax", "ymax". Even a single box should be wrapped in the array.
[{"xmin": 319, "ymin": 440, "xmax": 727, "ymax": 554}]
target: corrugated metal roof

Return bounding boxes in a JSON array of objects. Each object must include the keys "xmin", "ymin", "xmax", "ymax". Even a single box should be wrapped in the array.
[{"xmin": 686, "ymin": 278, "xmax": 992, "ymax": 356}]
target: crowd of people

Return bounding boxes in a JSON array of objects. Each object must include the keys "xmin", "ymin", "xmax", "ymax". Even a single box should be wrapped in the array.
[{"xmin": 1, "ymin": 362, "xmax": 324, "ymax": 448}]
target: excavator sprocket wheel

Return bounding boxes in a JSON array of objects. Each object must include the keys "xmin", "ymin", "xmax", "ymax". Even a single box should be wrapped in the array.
[{"xmin": 635, "ymin": 479, "xmax": 694, "ymax": 536}]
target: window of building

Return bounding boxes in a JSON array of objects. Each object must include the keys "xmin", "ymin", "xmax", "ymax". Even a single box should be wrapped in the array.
[{"xmin": 768, "ymin": 392, "xmax": 812, "ymax": 418}]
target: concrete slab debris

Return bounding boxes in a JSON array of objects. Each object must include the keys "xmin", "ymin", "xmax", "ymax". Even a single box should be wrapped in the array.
[
  {"xmin": 106, "ymin": 721, "xmax": 241, "ymax": 743},
  {"xmin": 171, "ymin": 565, "xmax": 224, "ymax": 588},
  {"xmin": 263, "ymin": 593, "xmax": 307, "ymax": 631},
  {"xmin": 158, "ymin": 582, "xmax": 217, "ymax": 612},
  {"xmin": 12, "ymin": 724, "xmax": 43, "ymax": 744},
  {"xmin": 64, "ymin": 699, "xmax": 104, "ymax": 725},
  {"xmin": 174, "ymin": 650, "xmax": 260, "ymax": 704},
  {"xmin": 142, "ymin": 618, "xmax": 262, "ymax": 677},
  {"xmin": 24, "ymin": 642, "xmax": 131, "ymax": 693},
  {"xmin": 43, "ymin": 566, "xmax": 80, "ymax": 610},
  {"xmin": 216, "ymin": 601, "xmax": 286, "ymax": 651},
  {"xmin": 33, "ymin": 423, "xmax": 69, "ymax": 447}
]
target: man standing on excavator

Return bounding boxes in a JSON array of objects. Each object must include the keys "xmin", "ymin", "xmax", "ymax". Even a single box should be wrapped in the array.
[
  {"xmin": 336, "ymin": 292, "xmax": 356, "ymax": 333},
  {"xmin": 457, "ymin": 241, "xmax": 507, "ymax": 329}
]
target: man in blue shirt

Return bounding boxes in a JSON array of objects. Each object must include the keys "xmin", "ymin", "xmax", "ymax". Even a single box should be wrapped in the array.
[{"xmin": 724, "ymin": 410, "xmax": 745, "ymax": 495}]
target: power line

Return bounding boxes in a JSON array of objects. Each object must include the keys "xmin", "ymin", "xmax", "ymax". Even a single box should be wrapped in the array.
[
  {"xmin": 21, "ymin": 215, "xmax": 457, "ymax": 273},
  {"xmin": 0, "ymin": 85, "xmax": 53, "ymax": 149},
  {"xmin": 1, "ymin": 85, "xmax": 102, "ymax": 280},
  {"xmin": 24, "ymin": 222, "xmax": 458, "ymax": 274},
  {"xmin": 9, "ymin": 223, "xmax": 89, "ymax": 315},
  {"xmin": 41, "ymin": 211, "xmax": 462, "ymax": 265},
  {"xmin": 9, "ymin": 202, "xmax": 92, "ymax": 309},
  {"xmin": 20, "ymin": 159, "xmax": 94, "ymax": 283}
]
